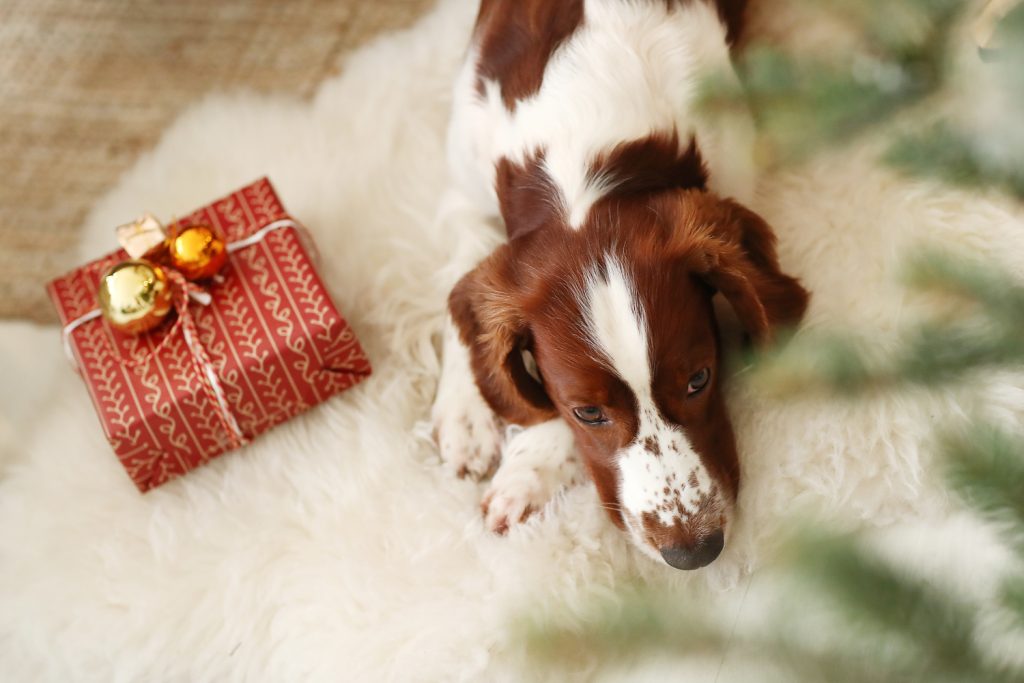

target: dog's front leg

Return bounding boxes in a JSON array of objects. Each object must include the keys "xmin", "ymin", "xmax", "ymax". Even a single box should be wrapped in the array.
[
  {"xmin": 430, "ymin": 184, "xmax": 508, "ymax": 479},
  {"xmin": 432, "ymin": 312, "xmax": 503, "ymax": 480},
  {"xmin": 481, "ymin": 419, "xmax": 582, "ymax": 534}
]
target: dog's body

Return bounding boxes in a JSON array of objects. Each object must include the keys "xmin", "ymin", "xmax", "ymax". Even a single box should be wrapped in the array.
[{"xmin": 433, "ymin": 0, "xmax": 809, "ymax": 569}]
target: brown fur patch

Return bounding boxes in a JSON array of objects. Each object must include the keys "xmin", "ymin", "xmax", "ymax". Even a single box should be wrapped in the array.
[
  {"xmin": 473, "ymin": 0, "xmax": 585, "ymax": 110},
  {"xmin": 709, "ymin": 0, "xmax": 748, "ymax": 45},
  {"xmin": 495, "ymin": 151, "xmax": 560, "ymax": 242},
  {"xmin": 658, "ymin": 0, "xmax": 749, "ymax": 45},
  {"xmin": 587, "ymin": 132, "xmax": 708, "ymax": 199}
]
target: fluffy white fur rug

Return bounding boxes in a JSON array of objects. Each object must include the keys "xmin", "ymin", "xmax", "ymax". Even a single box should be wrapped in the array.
[{"xmin": 2, "ymin": 0, "xmax": 1023, "ymax": 680}]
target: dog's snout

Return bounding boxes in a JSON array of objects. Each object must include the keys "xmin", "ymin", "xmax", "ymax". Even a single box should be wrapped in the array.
[{"xmin": 659, "ymin": 528, "xmax": 725, "ymax": 570}]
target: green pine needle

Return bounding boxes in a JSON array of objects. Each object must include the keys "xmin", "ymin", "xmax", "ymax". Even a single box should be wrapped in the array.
[
  {"xmin": 704, "ymin": 45, "xmax": 942, "ymax": 165},
  {"xmin": 520, "ymin": 586, "xmax": 724, "ymax": 662},
  {"xmin": 1002, "ymin": 578, "xmax": 1024, "ymax": 626},
  {"xmin": 886, "ymin": 125, "xmax": 1024, "ymax": 199},
  {"xmin": 943, "ymin": 426, "xmax": 1024, "ymax": 553},
  {"xmin": 816, "ymin": 0, "xmax": 963, "ymax": 54},
  {"xmin": 903, "ymin": 252, "xmax": 1024, "ymax": 320},
  {"xmin": 749, "ymin": 252, "xmax": 1024, "ymax": 396},
  {"xmin": 788, "ymin": 532, "xmax": 984, "ymax": 677}
]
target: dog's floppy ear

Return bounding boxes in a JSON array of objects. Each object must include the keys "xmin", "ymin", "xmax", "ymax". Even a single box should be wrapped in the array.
[
  {"xmin": 681, "ymin": 194, "xmax": 810, "ymax": 342},
  {"xmin": 448, "ymin": 244, "xmax": 557, "ymax": 426}
]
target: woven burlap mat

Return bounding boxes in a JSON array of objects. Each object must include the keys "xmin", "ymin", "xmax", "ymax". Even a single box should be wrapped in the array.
[{"xmin": 0, "ymin": 0, "xmax": 436, "ymax": 323}]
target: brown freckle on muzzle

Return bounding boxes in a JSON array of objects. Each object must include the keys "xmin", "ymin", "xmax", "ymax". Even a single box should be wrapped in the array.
[
  {"xmin": 642, "ymin": 436, "xmax": 661, "ymax": 456},
  {"xmin": 640, "ymin": 486, "xmax": 727, "ymax": 570}
]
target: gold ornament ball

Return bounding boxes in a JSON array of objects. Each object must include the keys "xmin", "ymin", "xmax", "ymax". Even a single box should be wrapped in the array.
[
  {"xmin": 168, "ymin": 223, "xmax": 227, "ymax": 280},
  {"xmin": 98, "ymin": 260, "xmax": 174, "ymax": 335}
]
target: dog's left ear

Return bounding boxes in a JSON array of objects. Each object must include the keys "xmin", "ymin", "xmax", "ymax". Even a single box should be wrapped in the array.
[
  {"xmin": 448, "ymin": 244, "xmax": 558, "ymax": 426},
  {"xmin": 683, "ymin": 195, "xmax": 810, "ymax": 342}
]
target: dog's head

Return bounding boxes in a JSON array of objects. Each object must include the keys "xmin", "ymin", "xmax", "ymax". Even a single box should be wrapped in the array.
[{"xmin": 450, "ymin": 189, "xmax": 808, "ymax": 569}]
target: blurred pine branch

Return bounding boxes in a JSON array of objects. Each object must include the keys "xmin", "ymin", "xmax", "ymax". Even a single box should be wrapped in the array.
[
  {"xmin": 885, "ymin": 122, "xmax": 1024, "ymax": 198},
  {"xmin": 524, "ymin": 0, "xmax": 1024, "ymax": 679},
  {"xmin": 944, "ymin": 426, "xmax": 1024, "ymax": 552},
  {"xmin": 704, "ymin": 0, "xmax": 1024, "ymax": 200},
  {"xmin": 527, "ymin": 426, "xmax": 1024, "ymax": 682},
  {"xmin": 751, "ymin": 252, "xmax": 1024, "ymax": 395}
]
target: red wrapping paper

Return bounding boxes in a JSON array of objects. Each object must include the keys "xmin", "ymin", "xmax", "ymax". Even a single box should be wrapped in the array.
[{"xmin": 47, "ymin": 178, "xmax": 371, "ymax": 491}]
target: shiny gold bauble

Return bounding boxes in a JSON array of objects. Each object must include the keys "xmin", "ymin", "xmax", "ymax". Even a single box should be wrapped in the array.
[
  {"xmin": 167, "ymin": 223, "xmax": 227, "ymax": 280},
  {"xmin": 98, "ymin": 260, "xmax": 173, "ymax": 335}
]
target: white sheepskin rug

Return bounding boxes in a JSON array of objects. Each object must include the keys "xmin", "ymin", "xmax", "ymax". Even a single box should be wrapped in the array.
[{"xmin": 2, "ymin": 1, "xmax": 1023, "ymax": 680}]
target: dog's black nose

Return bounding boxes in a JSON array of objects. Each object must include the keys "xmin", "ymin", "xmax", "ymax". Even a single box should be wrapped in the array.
[{"xmin": 659, "ymin": 529, "xmax": 725, "ymax": 570}]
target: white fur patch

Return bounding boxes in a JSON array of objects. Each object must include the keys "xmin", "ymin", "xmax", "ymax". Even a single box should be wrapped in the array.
[
  {"xmin": 584, "ymin": 258, "xmax": 650, "ymax": 390},
  {"xmin": 584, "ymin": 258, "xmax": 719, "ymax": 548},
  {"xmin": 448, "ymin": 0, "xmax": 756, "ymax": 225}
]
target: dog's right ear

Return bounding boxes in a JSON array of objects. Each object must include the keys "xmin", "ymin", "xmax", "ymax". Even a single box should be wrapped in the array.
[
  {"xmin": 674, "ymin": 193, "xmax": 809, "ymax": 344},
  {"xmin": 448, "ymin": 244, "xmax": 557, "ymax": 426}
]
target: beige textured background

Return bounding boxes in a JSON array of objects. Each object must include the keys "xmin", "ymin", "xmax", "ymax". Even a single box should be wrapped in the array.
[{"xmin": 0, "ymin": 0, "xmax": 436, "ymax": 323}]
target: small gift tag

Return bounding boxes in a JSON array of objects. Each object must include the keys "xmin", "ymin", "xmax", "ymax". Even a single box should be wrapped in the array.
[{"xmin": 116, "ymin": 213, "xmax": 167, "ymax": 260}]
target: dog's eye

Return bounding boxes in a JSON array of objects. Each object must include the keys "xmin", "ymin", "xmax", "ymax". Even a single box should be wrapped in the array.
[
  {"xmin": 572, "ymin": 406, "xmax": 607, "ymax": 425},
  {"xmin": 687, "ymin": 368, "xmax": 711, "ymax": 396}
]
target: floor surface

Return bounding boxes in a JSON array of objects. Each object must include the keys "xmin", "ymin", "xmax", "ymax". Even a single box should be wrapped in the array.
[{"xmin": 0, "ymin": 0, "xmax": 436, "ymax": 322}]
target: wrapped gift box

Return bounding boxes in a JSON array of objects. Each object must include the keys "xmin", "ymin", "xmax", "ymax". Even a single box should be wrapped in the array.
[{"xmin": 48, "ymin": 178, "xmax": 371, "ymax": 491}]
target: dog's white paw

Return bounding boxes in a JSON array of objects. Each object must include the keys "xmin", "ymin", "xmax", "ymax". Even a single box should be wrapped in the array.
[
  {"xmin": 433, "ymin": 397, "xmax": 502, "ymax": 480},
  {"xmin": 481, "ymin": 467, "xmax": 549, "ymax": 534},
  {"xmin": 480, "ymin": 420, "xmax": 580, "ymax": 534}
]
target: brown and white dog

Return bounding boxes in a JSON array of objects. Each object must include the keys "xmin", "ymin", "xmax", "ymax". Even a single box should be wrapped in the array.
[{"xmin": 432, "ymin": 0, "xmax": 809, "ymax": 570}]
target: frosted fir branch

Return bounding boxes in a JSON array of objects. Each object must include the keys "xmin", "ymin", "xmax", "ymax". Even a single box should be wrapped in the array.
[
  {"xmin": 520, "ymin": 582, "xmax": 903, "ymax": 683},
  {"xmin": 814, "ymin": 0, "xmax": 964, "ymax": 53},
  {"xmin": 699, "ymin": 0, "xmax": 963, "ymax": 165},
  {"xmin": 787, "ymin": 531, "xmax": 984, "ymax": 679},
  {"xmin": 886, "ymin": 2, "xmax": 1024, "ymax": 196},
  {"xmin": 1003, "ymin": 579, "xmax": 1024, "ymax": 625},
  {"xmin": 703, "ymin": 0, "xmax": 1024, "ymax": 197},
  {"xmin": 886, "ymin": 124, "xmax": 1024, "ymax": 199},
  {"xmin": 700, "ymin": 45, "xmax": 942, "ymax": 165},
  {"xmin": 519, "ymin": 586, "xmax": 722, "ymax": 661},
  {"xmin": 523, "ymin": 525, "xmax": 1020, "ymax": 682},
  {"xmin": 748, "ymin": 253, "xmax": 1024, "ymax": 396},
  {"xmin": 750, "ymin": 320, "xmax": 1024, "ymax": 395},
  {"xmin": 902, "ymin": 250, "xmax": 1024, "ymax": 319},
  {"xmin": 525, "ymin": 4, "xmax": 1024, "ymax": 679},
  {"xmin": 521, "ymin": 425, "xmax": 1024, "ymax": 683},
  {"xmin": 943, "ymin": 425, "xmax": 1024, "ymax": 554}
]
